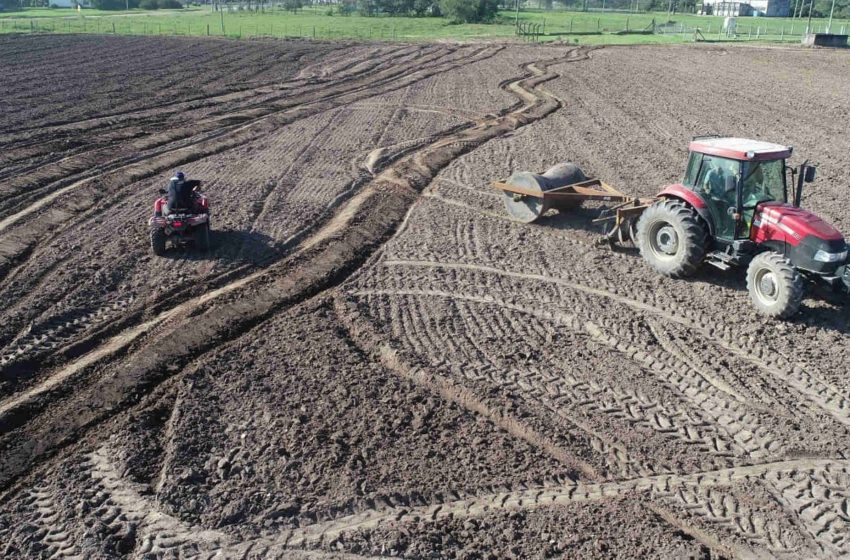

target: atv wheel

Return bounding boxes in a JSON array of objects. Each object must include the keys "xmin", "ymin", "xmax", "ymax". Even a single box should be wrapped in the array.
[
  {"xmin": 746, "ymin": 252, "xmax": 803, "ymax": 318},
  {"xmin": 195, "ymin": 223, "xmax": 210, "ymax": 251},
  {"xmin": 636, "ymin": 199, "xmax": 708, "ymax": 278},
  {"xmin": 150, "ymin": 227, "xmax": 167, "ymax": 256}
]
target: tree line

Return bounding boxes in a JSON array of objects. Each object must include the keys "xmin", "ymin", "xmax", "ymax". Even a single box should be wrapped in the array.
[{"xmin": 338, "ymin": 0, "xmax": 501, "ymax": 21}]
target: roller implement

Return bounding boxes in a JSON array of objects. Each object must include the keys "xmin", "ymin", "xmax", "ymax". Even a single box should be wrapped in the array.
[{"xmin": 493, "ymin": 137, "xmax": 850, "ymax": 318}]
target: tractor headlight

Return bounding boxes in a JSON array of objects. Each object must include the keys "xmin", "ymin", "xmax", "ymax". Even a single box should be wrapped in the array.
[{"xmin": 814, "ymin": 249, "xmax": 848, "ymax": 263}]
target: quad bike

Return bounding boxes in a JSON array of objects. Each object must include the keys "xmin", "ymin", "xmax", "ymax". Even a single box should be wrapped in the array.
[{"xmin": 148, "ymin": 180, "xmax": 211, "ymax": 256}]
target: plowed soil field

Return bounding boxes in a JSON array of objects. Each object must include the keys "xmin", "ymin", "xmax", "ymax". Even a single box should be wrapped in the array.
[{"xmin": 1, "ymin": 36, "xmax": 849, "ymax": 560}]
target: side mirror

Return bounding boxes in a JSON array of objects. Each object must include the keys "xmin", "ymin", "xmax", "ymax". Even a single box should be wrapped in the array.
[
  {"xmin": 158, "ymin": 188, "xmax": 167, "ymax": 195},
  {"xmin": 804, "ymin": 165, "xmax": 817, "ymax": 183}
]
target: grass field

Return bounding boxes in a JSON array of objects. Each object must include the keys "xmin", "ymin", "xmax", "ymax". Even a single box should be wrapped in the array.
[{"xmin": 0, "ymin": 5, "xmax": 847, "ymax": 44}]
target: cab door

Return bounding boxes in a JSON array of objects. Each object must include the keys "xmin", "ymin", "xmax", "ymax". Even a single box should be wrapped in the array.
[{"xmin": 691, "ymin": 155, "xmax": 742, "ymax": 240}]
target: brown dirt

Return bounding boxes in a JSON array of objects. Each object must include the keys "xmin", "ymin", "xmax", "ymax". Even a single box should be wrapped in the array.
[{"xmin": 1, "ymin": 36, "xmax": 850, "ymax": 560}]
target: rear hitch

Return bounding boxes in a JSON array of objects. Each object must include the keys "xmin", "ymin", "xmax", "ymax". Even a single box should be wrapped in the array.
[{"xmin": 593, "ymin": 199, "xmax": 651, "ymax": 246}]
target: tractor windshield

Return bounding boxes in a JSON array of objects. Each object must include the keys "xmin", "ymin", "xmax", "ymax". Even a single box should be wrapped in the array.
[{"xmin": 742, "ymin": 160, "xmax": 785, "ymax": 205}]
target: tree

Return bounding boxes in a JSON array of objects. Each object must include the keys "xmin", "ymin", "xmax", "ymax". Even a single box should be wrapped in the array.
[
  {"xmin": 90, "ymin": 0, "xmax": 139, "ymax": 9},
  {"xmin": 283, "ymin": 0, "xmax": 303, "ymax": 12},
  {"xmin": 438, "ymin": 0, "xmax": 498, "ymax": 22},
  {"xmin": 357, "ymin": 0, "xmax": 378, "ymax": 15},
  {"xmin": 413, "ymin": 0, "xmax": 437, "ymax": 14}
]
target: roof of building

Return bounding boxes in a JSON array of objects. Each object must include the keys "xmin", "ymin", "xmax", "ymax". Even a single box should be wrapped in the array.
[{"xmin": 689, "ymin": 137, "xmax": 792, "ymax": 161}]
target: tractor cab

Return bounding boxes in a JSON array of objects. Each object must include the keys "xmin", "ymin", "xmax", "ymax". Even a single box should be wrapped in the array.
[{"xmin": 682, "ymin": 137, "xmax": 798, "ymax": 241}]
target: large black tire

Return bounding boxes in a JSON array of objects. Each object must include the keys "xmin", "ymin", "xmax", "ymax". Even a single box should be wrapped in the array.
[
  {"xmin": 746, "ymin": 252, "xmax": 804, "ymax": 318},
  {"xmin": 636, "ymin": 199, "xmax": 708, "ymax": 278},
  {"xmin": 195, "ymin": 223, "xmax": 210, "ymax": 252},
  {"xmin": 150, "ymin": 227, "xmax": 167, "ymax": 256}
]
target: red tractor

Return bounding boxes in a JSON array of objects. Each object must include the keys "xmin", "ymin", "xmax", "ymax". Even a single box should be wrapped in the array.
[
  {"xmin": 493, "ymin": 137, "xmax": 849, "ymax": 318},
  {"xmin": 148, "ymin": 180, "xmax": 211, "ymax": 256}
]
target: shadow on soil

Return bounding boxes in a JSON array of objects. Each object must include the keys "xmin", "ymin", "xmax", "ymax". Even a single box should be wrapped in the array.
[{"xmin": 158, "ymin": 228, "xmax": 281, "ymax": 265}]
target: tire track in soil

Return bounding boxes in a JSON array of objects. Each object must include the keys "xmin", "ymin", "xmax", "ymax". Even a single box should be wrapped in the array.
[
  {"xmin": 0, "ymin": 46, "xmax": 474, "ymax": 280},
  {"xmin": 0, "ymin": 44, "xmax": 410, "ymax": 148},
  {"xmin": 412, "ymin": 192, "xmax": 849, "ymax": 419},
  {"xmin": 336, "ymin": 287, "xmax": 837, "ymax": 557},
  {"xmin": 0, "ymin": 46, "xmax": 502, "ymax": 379},
  {"xmin": 373, "ymin": 258, "xmax": 850, "ymax": 434},
  {"xmin": 0, "ymin": 44, "xmax": 487, "ymax": 281},
  {"xmin": 45, "ymin": 442, "xmax": 842, "ymax": 558},
  {"xmin": 0, "ymin": 44, "xmax": 439, "ymax": 210},
  {"xmin": 0, "ymin": 47, "xmax": 594, "ymax": 494},
  {"xmin": 0, "ymin": 45, "xmax": 414, "ymax": 184},
  {"xmin": 0, "ymin": 44, "xmax": 428, "ymax": 185},
  {"xmin": 354, "ymin": 259, "xmax": 848, "ymax": 462}
]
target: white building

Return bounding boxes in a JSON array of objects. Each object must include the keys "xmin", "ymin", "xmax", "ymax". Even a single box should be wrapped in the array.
[
  {"xmin": 49, "ymin": 0, "xmax": 92, "ymax": 6},
  {"xmin": 701, "ymin": 0, "xmax": 790, "ymax": 16}
]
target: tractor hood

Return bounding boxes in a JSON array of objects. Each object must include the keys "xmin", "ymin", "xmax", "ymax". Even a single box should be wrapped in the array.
[
  {"xmin": 753, "ymin": 202, "xmax": 847, "ymax": 274},
  {"xmin": 756, "ymin": 202, "xmax": 845, "ymax": 243}
]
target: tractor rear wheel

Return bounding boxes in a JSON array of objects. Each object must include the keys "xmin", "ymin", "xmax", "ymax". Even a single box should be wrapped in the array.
[
  {"xmin": 746, "ymin": 252, "xmax": 803, "ymax": 318},
  {"xmin": 636, "ymin": 199, "xmax": 708, "ymax": 278},
  {"xmin": 150, "ymin": 227, "xmax": 167, "ymax": 256}
]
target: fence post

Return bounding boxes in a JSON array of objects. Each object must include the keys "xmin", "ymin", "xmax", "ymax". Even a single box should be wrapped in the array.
[
  {"xmin": 207, "ymin": 24, "xmax": 210, "ymax": 36},
  {"xmin": 30, "ymin": 19, "xmax": 34, "ymax": 33},
  {"xmin": 112, "ymin": 21, "xmax": 116, "ymax": 33},
  {"xmin": 626, "ymin": 17, "xmax": 629, "ymax": 32},
  {"xmin": 597, "ymin": 18, "xmax": 600, "ymax": 32},
  {"xmin": 569, "ymin": 18, "xmax": 573, "ymax": 33},
  {"xmin": 313, "ymin": 25, "xmax": 316, "ymax": 38},
  {"xmin": 780, "ymin": 26, "xmax": 784, "ymax": 40}
]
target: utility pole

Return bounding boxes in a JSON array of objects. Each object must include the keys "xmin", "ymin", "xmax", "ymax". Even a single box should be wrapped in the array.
[
  {"xmin": 790, "ymin": 0, "xmax": 799, "ymax": 18},
  {"xmin": 827, "ymin": 0, "xmax": 836, "ymax": 32},
  {"xmin": 515, "ymin": 0, "xmax": 520, "ymax": 26},
  {"xmin": 806, "ymin": 0, "xmax": 814, "ymax": 34}
]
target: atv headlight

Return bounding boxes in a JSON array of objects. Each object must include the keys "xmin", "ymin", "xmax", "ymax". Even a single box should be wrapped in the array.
[{"xmin": 814, "ymin": 249, "xmax": 848, "ymax": 263}]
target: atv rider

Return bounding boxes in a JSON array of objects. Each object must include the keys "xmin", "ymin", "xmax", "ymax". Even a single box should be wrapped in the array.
[{"xmin": 157, "ymin": 171, "xmax": 203, "ymax": 217}]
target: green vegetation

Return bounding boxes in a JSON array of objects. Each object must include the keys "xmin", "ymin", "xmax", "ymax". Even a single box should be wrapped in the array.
[
  {"xmin": 439, "ymin": 0, "xmax": 499, "ymax": 22},
  {"xmin": 138, "ymin": 0, "xmax": 183, "ymax": 9},
  {"xmin": 0, "ymin": 5, "xmax": 847, "ymax": 44}
]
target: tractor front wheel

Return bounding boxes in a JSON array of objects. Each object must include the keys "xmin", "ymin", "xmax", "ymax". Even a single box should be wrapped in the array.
[
  {"xmin": 636, "ymin": 199, "xmax": 708, "ymax": 278},
  {"xmin": 746, "ymin": 252, "xmax": 803, "ymax": 318},
  {"xmin": 150, "ymin": 227, "xmax": 167, "ymax": 256}
]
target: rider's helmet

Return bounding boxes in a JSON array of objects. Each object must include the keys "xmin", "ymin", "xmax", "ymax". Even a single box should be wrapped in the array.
[{"xmin": 175, "ymin": 171, "xmax": 185, "ymax": 181}]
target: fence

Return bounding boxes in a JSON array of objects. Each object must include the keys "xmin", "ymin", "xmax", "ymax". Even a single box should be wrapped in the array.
[
  {"xmin": 0, "ymin": 16, "xmax": 401, "ymax": 40},
  {"xmin": 513, "ymin": 15, "xmax": 849, "ymax": 42},
  {"xmin": 1, "ymin": 12, "xmax": 848, "ymax": 43}
]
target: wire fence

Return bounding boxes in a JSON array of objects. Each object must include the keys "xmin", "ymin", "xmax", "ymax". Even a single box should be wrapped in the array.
[
  {"xmin": 514, "ymin": 16, "xmax": 849, "ymax": 42},
  {"xmin": 1, "ymin": 12, "xmax": 847, "ymax": 43},
  {"xmin": 0, "ymin": 16, "xmax": 403, "ymax": 40}
]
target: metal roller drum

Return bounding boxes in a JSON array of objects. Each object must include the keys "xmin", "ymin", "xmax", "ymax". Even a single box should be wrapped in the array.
[{"xmin": 502, "ymin": 162, "xmax": 587, "ymax": 223}]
